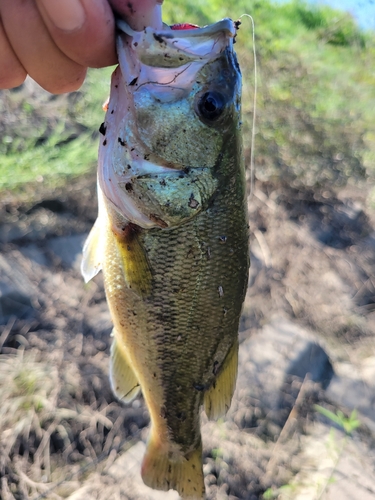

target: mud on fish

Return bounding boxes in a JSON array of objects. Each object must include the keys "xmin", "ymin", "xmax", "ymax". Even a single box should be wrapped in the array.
[{"xmin": 82, "ymin": 13, "xmax": 249, "ymax": 500}]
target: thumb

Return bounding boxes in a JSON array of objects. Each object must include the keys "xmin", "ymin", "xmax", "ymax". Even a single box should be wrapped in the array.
[{"xmin": 109, "ymin": 0, "xmax": 164, "ymax": 30}]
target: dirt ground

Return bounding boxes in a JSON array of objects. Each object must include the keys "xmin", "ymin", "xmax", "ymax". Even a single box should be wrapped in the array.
[{"xmin": 1, "ymin": 166, "xmax": 375, "ymax": 499}]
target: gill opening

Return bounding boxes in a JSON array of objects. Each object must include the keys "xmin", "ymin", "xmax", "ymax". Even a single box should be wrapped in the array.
[{"xmin": 238, "ymin": 14, "xmax": 257, "ymax": 200}]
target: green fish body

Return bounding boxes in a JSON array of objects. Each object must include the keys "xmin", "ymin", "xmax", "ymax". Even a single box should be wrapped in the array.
[{"xmin": 82, "ymin": 18, "xmax": 249, "ymax": 500}]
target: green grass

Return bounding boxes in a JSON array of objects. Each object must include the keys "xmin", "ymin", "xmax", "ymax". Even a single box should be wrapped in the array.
[
  {"xmin": 0, "ymin": 67, "xmax": 112, "ymax": 194},
  {"xmin": 0, "ymin": 0, "xmax": 374, "ymax": 196},
  {"xmin": 1, "ymin": 130, "xmax": 96, "ymax": 190},
  {"xmin": 314, "ymin": 405, "xmax": 361, "ymax": 435}
]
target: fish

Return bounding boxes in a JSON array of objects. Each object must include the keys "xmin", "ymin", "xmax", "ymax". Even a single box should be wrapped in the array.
[{"xmin": 81, "ymin": 14, "xmax": 249, "ymax": 500}]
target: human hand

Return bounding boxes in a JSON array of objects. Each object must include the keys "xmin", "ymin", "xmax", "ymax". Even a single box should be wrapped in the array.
[{"xmin": 0, "ymin": 0, "xmax": 163, "ymax": 93}]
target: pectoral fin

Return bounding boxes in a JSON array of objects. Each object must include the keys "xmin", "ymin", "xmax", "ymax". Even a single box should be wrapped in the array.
[
  {"xmin": 114, "ymin": 227, "xmax": 152, "ymax": 298},
  {"xmin": 81, "ymin": 217, "xmax": 103, "ymax": 283},
  {"xmin": 110, "ymin": 334, "xmax": 141, "ymax": 402},
  {"xmin": 204, "ymin": 340, "xmax": 239, "ymax": 420}
]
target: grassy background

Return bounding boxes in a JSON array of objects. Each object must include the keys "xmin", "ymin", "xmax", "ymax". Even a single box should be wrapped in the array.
[{"xmin": 0, "ymin": 0, "xmax": 374, "ymax": 195}]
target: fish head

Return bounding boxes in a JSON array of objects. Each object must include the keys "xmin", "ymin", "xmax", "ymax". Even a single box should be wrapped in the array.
[{"xmin": 99, "ymin": 18, "xmax": 242, "ymax": 229}]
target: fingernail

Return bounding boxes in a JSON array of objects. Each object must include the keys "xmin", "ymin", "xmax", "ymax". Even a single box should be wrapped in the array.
[{"xmin": 39, "ymin": 0, "xmax": 85, "ymax": 31}]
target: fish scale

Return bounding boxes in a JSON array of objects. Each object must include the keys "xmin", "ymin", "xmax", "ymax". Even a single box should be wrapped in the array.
[{"xmin": 103, "ymin": 157, "xmax": 248, "ymax": 450}]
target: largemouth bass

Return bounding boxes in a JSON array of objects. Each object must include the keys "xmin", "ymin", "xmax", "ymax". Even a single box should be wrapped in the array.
[{"xmin": 82, "ymin": 15, "xmax": 249, "ymax": 500}]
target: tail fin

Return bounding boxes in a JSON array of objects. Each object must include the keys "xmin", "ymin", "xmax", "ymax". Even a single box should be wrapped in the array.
[{"xmin": 141, "ymin": 430, "xmax": 205, "ymax": 499}]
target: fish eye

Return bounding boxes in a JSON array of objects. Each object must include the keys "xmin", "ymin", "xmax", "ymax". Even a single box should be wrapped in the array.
[{"xmin": 197, "ymin": 91, "xmax": 226, "ymax": 121}]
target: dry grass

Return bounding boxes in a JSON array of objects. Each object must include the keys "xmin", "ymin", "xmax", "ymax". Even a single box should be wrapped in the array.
[{"xmin": 0, "ymin": 348, "xmax": 117, "ymax": 500}]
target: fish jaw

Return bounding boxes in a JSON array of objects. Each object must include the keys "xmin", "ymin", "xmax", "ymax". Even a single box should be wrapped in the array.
[{"xmin": 98, "ymin": 18, "xmax": 240, "ymax": 231}]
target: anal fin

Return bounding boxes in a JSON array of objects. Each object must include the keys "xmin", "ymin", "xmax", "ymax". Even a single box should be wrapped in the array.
[
  {"xmin": 110, "ymin": 334, "xmax": 140, "ymax": 402},
  {"xmin": 142, "ymin": 429, "xmax": 205, "ymax": 499},
  {"xmin": 204, "ymin": 340, "xmax": 238, "ymax": 420}
]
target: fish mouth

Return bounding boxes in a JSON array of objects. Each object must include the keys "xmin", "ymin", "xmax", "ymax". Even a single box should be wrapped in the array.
[
  {"xmin": 117, "ymin": 17, "xmax": 236, "ymax": 67},
  {"xmin": 116, "ymin": 18, "xmax": 237, "ymax": 100}
]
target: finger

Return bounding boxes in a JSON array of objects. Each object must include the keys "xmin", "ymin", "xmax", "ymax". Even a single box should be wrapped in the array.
[
  {"xmin": 0, "ymin": 16, "xmax": 26, "ymax": 88},
  {"xmin": 35, "ymin": 0, "xmax": 117, "ymax": 69},
  {"xmin": 0, "ymin": 0, "xmax": 86, "ymax": 93},
  {"xmin": 109, "ymin": 0, "xmax": 164, "ymax": 30}
]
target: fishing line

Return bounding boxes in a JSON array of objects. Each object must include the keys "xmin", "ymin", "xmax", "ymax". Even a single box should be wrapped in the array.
[{"xmin": 238, "ymin": 13, "xmax": 257, "ymax": 200}]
